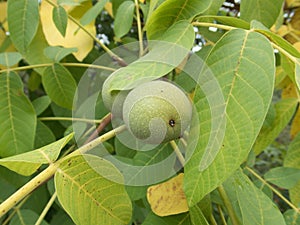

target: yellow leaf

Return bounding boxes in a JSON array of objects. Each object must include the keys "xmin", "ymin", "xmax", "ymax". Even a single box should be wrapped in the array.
[
  {"xmin": 40, "ymin": 0, "xmax": 95, "ymax": 61},
  {"xmin": 291, "ymin": 108, "xmax": 300, "ymax": 139},
  {"xmin": 293, "ymin": 42, "xmax": 300, "ymax": 51},
  {"xmin": 286, "ymin": 0, "xmax": 300, "ymax": 8},
  {"xmin": 147, "ymin": 173, "xmax": 188, "ymax": 216},
  {"xmin": 104, "ymin": 2, "xmax": 113, "ymax": 18}
]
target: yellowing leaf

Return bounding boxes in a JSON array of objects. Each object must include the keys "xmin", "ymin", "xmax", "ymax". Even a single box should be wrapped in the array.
[
  {"xmin": 104, "ymin": 2, "xmax": 113, "ymax": 18},
  {"xmin": 147, "ymin": 173, "xmax": 188, "ymax": 216},
  {"xmin": 293, "ymin": 42, "xmax": 300, "ymax": 51},
  {"xmin": 282, "ymin": 83, "xmax": 299, "ymax": 99},
  {"xmin": 40, "ymin": 0, "xmax": 95, "ymax": 61},
  {"xmin": 291, "ymin": 108, "xmax": 300, "ymax": 139}
]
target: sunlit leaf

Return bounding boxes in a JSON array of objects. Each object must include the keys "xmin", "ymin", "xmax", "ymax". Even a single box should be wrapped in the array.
[
  {"xmin": 284, "ymin": 133, "xmax": 300, "ymax": 206},
  {"xmin": 184, "ymin": 29, "xmax": 275, "ymax": 206},
  {"xmin": 0, "ymin": 71, "xmax": 36, "ymax": 157},
  {"xmin": 55, "ymin": 154, "xmax": 132, "ymax": 225},
  {"xmin": 114, "ymin": 1, "xmax": 135, "ymax": 38},
  {"xmin": 106, "ymin": 21, "xmax": 194, "ymax": 92},
  {"xmin": 80, "ymin": 0, "xmax": 108, "ymax": 26},
  {"xmin": 291, "ymin": 108, "xmax": 300, "ymax": 139},
  {"xmin": 147, "ymin": 173, "xmax": 188, "ymax": 216},
  {"xmin": 197, "ymin": 16, "xmax": 250, "ymax": 29},
  {"xmin": 146, "ymin": 0, "xmax": 211, "ymax": 39},
  {"xmin": 42, "ymin": 63, "xmax": 77, "ymax": 109},
  {"xmin": 0, "ymin": 52, "xmax": 22, "ymax": 67},
  {"xmin": 253, "ymin": 98, "xmax": 298, "ymax": 154},
  {"xmin": 7, "ymin": 0, "xmax": 39, "ymax": 53},
  {"xmin": 240, "ymin": 0, "xmax": 284, "ymax": 28},
  {"xmin": 40, "ymin": 0, "xmax": 96, "ymax": 61},
  {"xmin": 0, "ymin": 133, "xmax": 73, "ymax": 176},
  {"xmin": 53, "ymin": 5, "xmax": 68, "ymax": 37},
  {"xmin": 284, "ymin": 209, "xmax": 300, "ymax": 225}
]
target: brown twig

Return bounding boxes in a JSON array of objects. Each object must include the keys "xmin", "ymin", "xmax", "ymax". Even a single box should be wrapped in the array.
[{"xmin": 84, "ymin": 113, "xmax": 112, "ymax": 144}]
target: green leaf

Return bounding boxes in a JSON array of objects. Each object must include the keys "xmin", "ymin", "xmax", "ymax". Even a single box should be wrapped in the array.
[
  {"xmin": 7, "ymin": 0, "xmax": 39, "ymax": 53},
  {"xmin": 146, "ymin": 0, "xmax": 211, "ymax": 39},
  {"xmin": 106, "ymin": 21, "xmax": 194, "ymax": 92},
  {"xmin": 142, "ymin": 212, "xmax": 192, "ymax": 225},
  {"xmin": 80, "ymin": 0, "xmax": 108, "ymax": 26},
  {"xmin": 184, "ymin": 29, "xmax": 275, "ymax": 206},
  {"xmin": 0, "ymin": 133, "xmax": 73, "ymax": 176},
  {"xmin": 240, "ymin": 0, "xmax": 284, "ymax": 28},
  {"xmin": 57, "ymin": 0, "xmax": 86, "ymax": 6},
  {"xmin": 53, "ymin": 5, "xmax": 68, "ymax": 37},
  {"xmin": 0, "ymin": 71, "xmax": 36, "ymax": 157},
  {"xmin": 10, "ymin": 209, "xmax": 49, "ymax": 225},
  {"xmin": 255, "ymin": 29, "xmax": 300, "ymax": 58},
  {"xmin": 55, "ymin": 154, "xmax": 132, "ymax": 225},
  {"xmin": 264, "ymin": 167, "xmax": 300, "ymax": 189},
  {"xmin": 189, "ymin": 204, "xmax": 209, "ymax": 225},
  {"xmin": 253, "ymin": 98, "xmax": 298, "ymax": 154},
  {"xmin": 284, "ymin": 209, "xmax": 300, "ymax": 225},
  {"xmin": 284, "ymin": 133, "xmax": 300, "ymax": 206},
  {"xmin": 32, "ymin": 96, "xmax": 51, "ymax": 116},
  {"xmin": 0, "ymin": 52, "xmax": 22, "ymax": 67},
  {"xmin": 34, "ymin": 120, "xmax": 56, "ymax": 148},
  {"xmin": 224, "ymin": 169, "xmax": 286, "ymax": 225},
  {"xmin": 114, "ymin": 1, "xmax": 135, "ymax": 38},
  {"xmin": 42, "ymin": 63, "xmax": 77, "ymax": 109},
  {"xmin": 44, "ymin": 46, "xmax": 78, "ymax": 62},
  {"xmin": 197, "ymin": 16, "xmax": 250, "ymax": 29},
  {"xmin": 296, "ymin": 59, "xmax": 300, "ymax": 91}
]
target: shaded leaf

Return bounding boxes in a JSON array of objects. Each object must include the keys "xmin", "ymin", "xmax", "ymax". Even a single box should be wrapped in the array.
[
  {"xmin": 0, "ymin": 133, "xmax": 73, "ymax": 176},
  {"xmin": 284, "ymin": 209, "xmax": 300, "ymax": 225},
  {"xmin": 240, "ymin": 0, "xmax": 284, "ymax": 28},
  {"xmin": 42, "ymin": 63, "xmax": 77, "ymax": 109},
  {"xmin": 32, "ymin": 96, "xmax": 51, "ymax": 116},
  {"xmin": 0, "ymin": 52, "xmax": 22, "ymax": 67},
  {"xmin": 40, "ymin": 1, "xmax": 96, "ymax": 61},
  {"xmin": 53, "ymin": 5, "xmax": 68, "ymax": 37},
  {"xmin": 34, "ymin": 120, "xmax": 56, "ymax": 149},
  {"xmin": 7, "ymin": 0, "xmax": 39, "ymax": 53},
  {"xmin": 10, "ymin": 209, "xmax": 49, "ymax": 225},
  {"xmin": 44, "ymin": 46, "xmax": 78, "ymax": 62},
  {"xmin": 284, "ymin": 133, "xmax": 300, "ymax": 206},
  {"xmin": 114, "ymin": 1, "xmax": 135, "ymax": 38},
  {"xmin": 296, "ymin": 59, "xmax": 300, "ymax": 91},
  {"xmin": 184, "ymin": 29, "xmax": 275, "ymax": 206},
  {"xmin": 224, "ymin": 169, "xmax": 286, "ymax": 225},
  {"xmin": 291, "ymin": 107, "xmax": 300, "ymax": 139},
  {"xmin": 254, "ymin": 98, "xmax": 298, "ymax": 154},
  {"xmin": 55, "ymin": 154, "xmax": 132, "ymax": 225},
  {"xmin": 189, "ymin": 203, "xmax": 209, "ymax": 225},
  {"xmin": 142, "ymin": 212, "xmax": 192, "ymax": 225},
  {"xmin": 0, "ymin": 71, "xmax": 36, "ymax": 157},
  {"xmin": 147, "ymin": 173, "xmax": 188, "ymax": 216},
  {"xmin": 264, "ymin": 167, "xmax": 300, "ymax": 189},
  {"xmin": 146, "ymin": 0, "xmax": 211, "ymax": 39}
]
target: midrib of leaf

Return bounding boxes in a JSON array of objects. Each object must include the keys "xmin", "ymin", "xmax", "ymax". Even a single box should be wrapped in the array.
[
  {"xmin": 6, "ymin": 72, "xmax": 18, "ymax": 154},
  {"xmin": 178, "ymin": 213, "xmax": 190, "ymax": 224},
  {"xmin": 37, "ymin": 149, "xmax": 52, "ymax": 164},
  {"xmin": 17, "ymin": 210, "xmax": 26, "ymax": 225},
  {"xmin": 58, "ymin": 167, "xmax": 124, "ymax": 223},
  {"xmin": 22, "ymin": 0, "xmax": 29, "ymax": 51}
]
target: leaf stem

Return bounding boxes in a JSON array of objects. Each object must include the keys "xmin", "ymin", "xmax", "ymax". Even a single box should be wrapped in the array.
[
  {"xmin": 192, "ymin": 22, "xmax": 235, "ymax": 31},
  {"xmin": 44, "ymin": 0, "xmax": 127, "ymax": 67},
  {"xmin": 0, "ymin": 125, "xmax": 126, "ymax": 218},
  {"xmin": 217, "ymin": 204, "xmax": 228, "ymax": 225},
  {"xmin": 217, "ymin": 185, "xmax": 240, "ymax": 225},
  {"xmin": 169, "ymin": 140, "xmax": 185, "ymax": 167},
  {"xmin": 39, "ymin": 117, "xmax": 103, "ymax": 124},
  {"xmin": 0, "ymin": 63, "xmax": 115, "ymax": 74},
  {"xmin": 35, "ymin": 192, "xmax": 57, "ymax": 225},
  {"xmin": 271, "ymin": 42, "xmax": 299, "ymax": 64},
  {"xmin": 134, "ymin": 0, "xmax": 144, "ymax": 57},
  {"xmin": 245, "ymin": 166, "xmax": 300, "ymax": 213}
]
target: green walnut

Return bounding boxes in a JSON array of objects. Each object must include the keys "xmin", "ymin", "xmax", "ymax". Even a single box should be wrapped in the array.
[{"xmin": 122, "ymin": 80, "xmax": 192, "ymax": 144}]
